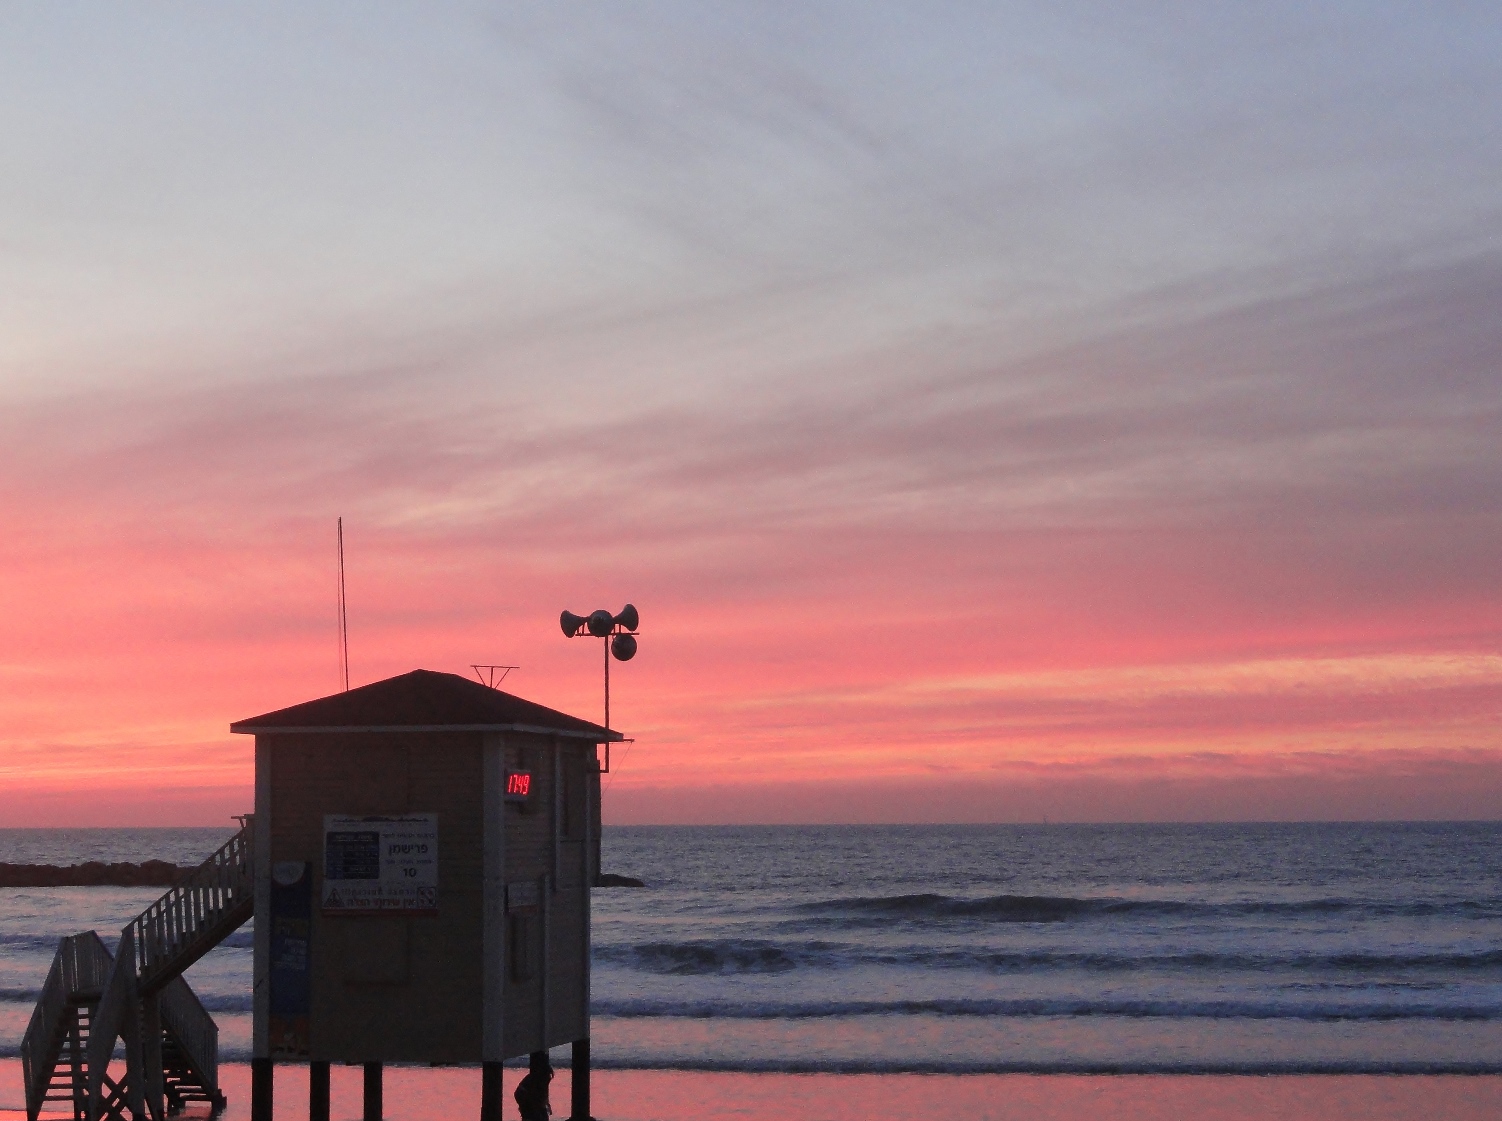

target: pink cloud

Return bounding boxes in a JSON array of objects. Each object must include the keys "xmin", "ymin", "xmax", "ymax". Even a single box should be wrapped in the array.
[{"xmin": 0, "ymin": 255, "xmax": 1499, "ymax": 823}]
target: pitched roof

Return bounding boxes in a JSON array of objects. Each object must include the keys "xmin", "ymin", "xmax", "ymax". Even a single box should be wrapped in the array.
[{"xmin": 229, "ymin": 669, "xmax": 620, "ymax": 740}]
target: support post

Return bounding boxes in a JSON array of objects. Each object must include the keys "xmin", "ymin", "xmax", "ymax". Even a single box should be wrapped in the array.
[
  {"xmin": 309, "ymin": 1061, "xmax": 330, "ymax": 1121},
  {"xmin": 250, "ymin": 1058, "xmax": 273, "ymax": 1121},
  {"xmin": 570, "ymin": 1038, "xmax": 591, "ymax": 1121},
  {"xmin": 480, "ymin": 1061, "xmax": 504, "ymax": 1121},
  {"xmin": 363, "ymin": 1062, "xmax": 383, "ymax": 1121}
]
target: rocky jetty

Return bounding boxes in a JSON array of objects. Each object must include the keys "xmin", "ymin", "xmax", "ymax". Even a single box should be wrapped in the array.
[
  {"xmin": 595, "ymin": 872, "xmax": 646, "ymax": 888},
  {"xmin": 0, "ymin": 861, "xmax": 187, "ymax": 887}
]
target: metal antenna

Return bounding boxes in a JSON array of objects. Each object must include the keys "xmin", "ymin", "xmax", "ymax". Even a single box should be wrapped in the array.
[
  {"xmin": 338, "ymin": 517, "xmax": 350, "ymax": 692},
  {"xmin": 471, "ymin": 665, "xmax": 518, "ymax": 689}
]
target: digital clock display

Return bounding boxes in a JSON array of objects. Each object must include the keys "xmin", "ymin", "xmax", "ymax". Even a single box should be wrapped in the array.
[{"xmin": 504, "ymin": 771, "xmax": 532, "ymax": 802}]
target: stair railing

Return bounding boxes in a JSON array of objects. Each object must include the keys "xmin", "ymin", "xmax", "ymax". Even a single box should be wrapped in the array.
[
  {"xmin": 21, "ymin": 932, "xmax": 113, "ymax": 1121},
  {"xmin": 27, "ymin": 824, "xmax": 253, "ymax": 1121},
  {"xmin": 129, "ymin": 821, "xmax": 253, "ymax": 995},
  {"xmin": 158, "ymin": 973, "xmax": 220, "ymax": 1103},
  {"xmin": 86, "ymin": 928, "xmax": 145, "ymax": 1121}
]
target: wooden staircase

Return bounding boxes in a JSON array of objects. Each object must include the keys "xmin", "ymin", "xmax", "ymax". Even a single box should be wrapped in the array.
[
  {"xmin": 21, "ymin": 822, "xmax": 254, "ymax": 1121},
  {"xmin": 21, "ymin": 933, "xmax": 114, "ymax": 1121},
  {"xmin": 126, "ymin": 824, "xmax": 254, "ymax": 998}
]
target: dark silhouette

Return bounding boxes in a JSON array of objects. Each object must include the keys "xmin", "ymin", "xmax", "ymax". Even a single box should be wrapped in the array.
[
  {"xmin": 514, "ymin": 1053, "xmax": 553, "ymax": 1120},
  {"xmin": 0, "ymin": 860, "xmax": 185, "ymax": 887}
]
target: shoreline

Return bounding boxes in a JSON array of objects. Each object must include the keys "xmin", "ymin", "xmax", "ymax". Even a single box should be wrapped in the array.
[{"xmin": 6, "ymin": 1062, "xmax": 1502, "ymax": 1121}]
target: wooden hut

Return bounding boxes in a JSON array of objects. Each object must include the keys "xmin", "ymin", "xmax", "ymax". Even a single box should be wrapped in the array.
[{"xmin": 230, "ymin": 668, "xmax": 620, "ymax": 1121}]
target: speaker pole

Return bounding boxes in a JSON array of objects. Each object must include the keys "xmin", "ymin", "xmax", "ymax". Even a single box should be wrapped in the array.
[{"xmin": 603, "ymin": 631, "xmax": 610, "ymax": 730}]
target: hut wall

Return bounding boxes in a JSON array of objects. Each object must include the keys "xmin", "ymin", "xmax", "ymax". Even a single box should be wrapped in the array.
[
  {"xmin": 261, "ymin": 731, "xmax": 485, "ymax": 1063},
  {"xmin": 256, "ymin": 728, "xmax": 595, "ymax": 1065},
  {"xmin": 499, "ymin": 735, "xmax": 593, "ymax": 1055}
]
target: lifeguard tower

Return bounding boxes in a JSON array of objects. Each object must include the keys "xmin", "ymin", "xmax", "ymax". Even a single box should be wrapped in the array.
[
  {"xmin": 19, "ymin": 668, "xmax": 618, "ymax": 1121},
  {"xmin": 232, "ymin": 669, "xmax": 620, "ymax": 1121}
]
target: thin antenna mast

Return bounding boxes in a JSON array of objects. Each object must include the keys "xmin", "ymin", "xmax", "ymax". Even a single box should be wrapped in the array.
[{"xmin": 338, "ymin": 517, "xmax": 350, "ymax": 692}]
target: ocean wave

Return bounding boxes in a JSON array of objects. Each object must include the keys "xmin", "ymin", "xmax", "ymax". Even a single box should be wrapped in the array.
[
  {"xmin": 0, "ymin": 985, "xmax": 250, "ymax": 1008},
  {"xmin": 196, "ymin": 993, "xmax": 253, "ymax": 1013},
  {"xmin": 0, "ymin": 933, "xmax": 74, "ymax": 951},
  {"xmin": 590, "ymin": 996, "xmax": 1502, "ymax": 1021},
  {"xmin": 0, "ymin": 929, "xmax": 249, "ymax": 956},
  {"xmin": 0, "ymin": 1041, "xmax": 1497, "ymax": 1074},
  {"xmin": 792, "ymin": 892, "xmax": 1502, "ymax": 924},
  {"xmin": 597, "ymin": 939, "xmax": 840, "ymax": 974},
  {"xmin": 593, "ymin": 938, "xmax": 1502, "ymax": 977}
]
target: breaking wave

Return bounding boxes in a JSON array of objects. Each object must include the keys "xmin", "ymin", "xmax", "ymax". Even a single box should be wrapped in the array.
[
  {"xmin": 593, "ymin": 938, "xmax": 1502, "ymax": 976},
  {"xmin": 791, "ymin": 892, "xmax": 1502, "ymax": 924},
  {"xmin": 592, "ymin": 996, "xmax": 1502, "ymax": 1022}
]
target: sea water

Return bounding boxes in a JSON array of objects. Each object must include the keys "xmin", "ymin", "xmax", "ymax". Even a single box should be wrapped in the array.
[{"xmin": 2, "ymin": 823, "xmax": 1500, "ymax": 1073}]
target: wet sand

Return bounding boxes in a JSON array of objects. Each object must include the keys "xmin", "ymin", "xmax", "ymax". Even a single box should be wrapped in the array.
[{"xmin": 6, "ymin": 1061, "xmax": 1502, "ymax": 1120}]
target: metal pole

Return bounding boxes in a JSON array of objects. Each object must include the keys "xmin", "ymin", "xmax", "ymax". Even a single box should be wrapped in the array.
[
  {"xmin": 363, "ymin": 1062, "xmax": 382, "ymax": 1121},
  {"xmin": 603, "ymin": 637, "xmax": 610, "ymax": 730},
  {"xmin": 251, "ymin": 1058, "xmax": 273, "ymax": 1121},
  {"xmin": 570, "ymin": 1038, "xmax": 591, "ymax": 1121},
  {"xmin": 338, "ymin": 518, "xmax": 349, "ymax": 692},
  {"xmin": 480, "ymin": 1062, "xmax": 504, "ymax": 1121},
  {"xmin": 309, "ymin": 1061, "xmax": 330, "ymax": 1121}
]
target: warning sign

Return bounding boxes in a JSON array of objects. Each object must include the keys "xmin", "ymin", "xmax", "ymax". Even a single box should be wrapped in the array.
[{"xmin": 322, "ymin": 814, "xmax": 438, "ymax": 914}]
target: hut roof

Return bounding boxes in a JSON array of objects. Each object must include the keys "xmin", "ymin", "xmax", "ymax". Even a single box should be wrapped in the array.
[{"xmin": 230, "ymin": 669, "xmax": 621, "ymax": 741}]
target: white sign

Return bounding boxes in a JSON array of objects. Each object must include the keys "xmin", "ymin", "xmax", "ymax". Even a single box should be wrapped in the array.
[{"xmin": 322, "ymin": 814, "xmax": 438, "ymax": 914}]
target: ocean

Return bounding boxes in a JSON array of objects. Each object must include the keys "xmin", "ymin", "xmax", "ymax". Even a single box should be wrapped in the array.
[{"xmin": 3, "ymin": 823, "xmax": 1501, "ymax": 1078}]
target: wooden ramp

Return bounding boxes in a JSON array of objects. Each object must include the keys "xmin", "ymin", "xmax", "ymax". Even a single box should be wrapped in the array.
[{"xmin": 21, "ymin": 822, "xmax": 254, "ymax": 1121}]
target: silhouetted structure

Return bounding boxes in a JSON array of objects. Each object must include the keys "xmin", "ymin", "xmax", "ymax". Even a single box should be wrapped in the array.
[{"xmin": 232, "ymin": 669, "xmax": 619, "ymax": 1121}]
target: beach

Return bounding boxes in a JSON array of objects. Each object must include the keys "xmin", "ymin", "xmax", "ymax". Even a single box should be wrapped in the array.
[{"xmin": 6, "ymin": 1061, "xmax": 1502, "ymax": 1121}]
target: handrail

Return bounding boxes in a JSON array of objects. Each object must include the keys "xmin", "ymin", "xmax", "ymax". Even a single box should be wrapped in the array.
[
  {"xmin": 130, "ymin": 821, "xmax": 253, "ymax": 995},
  {"xmin": 158, "ymin": 974, "xmax": 219, "ymax": 1099},
  {"xmin": 20, "ymin": 932, "xmax": 113, "ymax": 1121},
  {"xmin": 26, "ymin": 824, "xmax": 252, "ymax": 1121},
  {"xmin": 21, "ymin": 945, "xmax": 66, "ymax": 1121},
  {"xmin": 87, "ymin": 927, "xmax": 143, "ymax": 1121}
]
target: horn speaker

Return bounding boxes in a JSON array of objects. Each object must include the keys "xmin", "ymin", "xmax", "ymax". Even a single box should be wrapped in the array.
[{"xmin": 560, "ymin": 610, "xmax": 588, "ymax": 637}]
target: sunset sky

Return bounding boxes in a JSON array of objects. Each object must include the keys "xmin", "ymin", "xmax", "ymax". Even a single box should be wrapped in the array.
[{"xmin": 2, "ymin": 3, "xmax": 1500, "ymax": 825}]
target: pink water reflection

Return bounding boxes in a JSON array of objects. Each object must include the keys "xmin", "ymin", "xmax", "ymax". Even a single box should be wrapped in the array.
[{"xmin": 8, "ymin": 1062, "xmax": 1496, "ymax": 1121}]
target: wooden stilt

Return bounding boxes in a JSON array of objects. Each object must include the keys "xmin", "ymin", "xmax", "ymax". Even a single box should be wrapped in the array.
[
  {"xmin": 480, "ymin": 1061, "xmax": 504, "ymax": 1121},
  {"xmin": 250, "ymin": 1058, "xmax": 273, "ymax": 1121},
  {"xmin": 363, "ymin": 1062, "xmax": 383, "ymax": 1121},
  {"xmin": 309, "ymin": 1061, "xmax": 330, "ymax": 1121},
  {"xmin": 569, "ymin": 1038, "xmax": 591, "ymax": 1121}
]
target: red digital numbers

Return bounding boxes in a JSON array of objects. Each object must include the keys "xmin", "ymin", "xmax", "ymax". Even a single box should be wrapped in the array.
[{"xmin": 506, "ymin": 772, "xmax": 531, "ymax": 798}]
